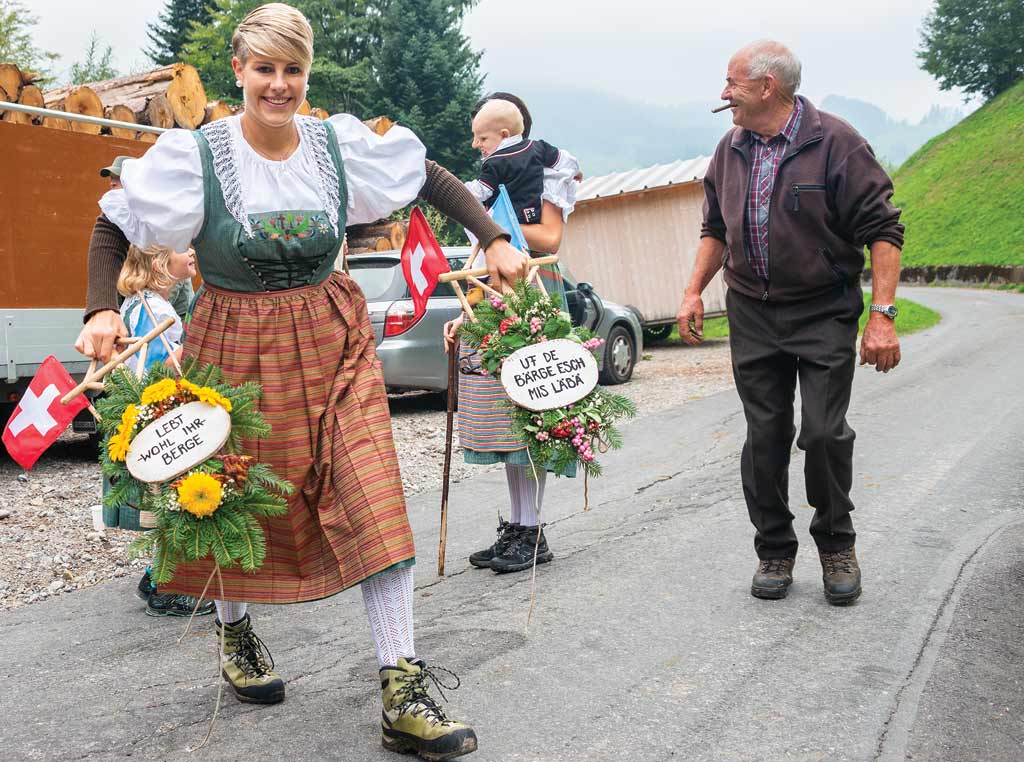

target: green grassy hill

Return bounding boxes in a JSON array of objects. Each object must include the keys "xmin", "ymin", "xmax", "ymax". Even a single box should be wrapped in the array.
[{"xmin": 892, "ymin": 79, "xmax": 1024, "ymax": 267}]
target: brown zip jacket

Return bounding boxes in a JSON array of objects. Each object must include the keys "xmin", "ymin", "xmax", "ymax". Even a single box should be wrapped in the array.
[{"xmin": 701, "ymin": 96, "xmax": 904, "ymax": 302}]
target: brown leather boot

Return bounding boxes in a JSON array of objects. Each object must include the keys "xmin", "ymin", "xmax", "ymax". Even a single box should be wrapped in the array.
[
  {"xmin": 820, "ymin": 547, "xmax": 862, "ymax": 606},
  {"xmin": 750, "ymin": 558, "xmax": 795, "ymax": 600}
]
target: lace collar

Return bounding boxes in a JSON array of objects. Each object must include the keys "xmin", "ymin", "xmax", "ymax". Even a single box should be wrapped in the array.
[{"xmin": 199, "ymin": 115, "xmax": 341, "ymax": 239}]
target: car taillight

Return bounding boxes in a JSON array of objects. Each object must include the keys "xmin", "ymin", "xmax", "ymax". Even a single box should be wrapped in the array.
[{"xmin": 383, "ymin": 301, "xmax": 420, "ymax": 337}]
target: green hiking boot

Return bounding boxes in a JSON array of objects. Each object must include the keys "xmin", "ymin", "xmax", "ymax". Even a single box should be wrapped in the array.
[
  {"xmin": 216, "ymin": 614, "xmax": 285, "ymax": 705},
  {"xmin": 380, "ymin": 658, "xmax": 477, "ymax": 760}
]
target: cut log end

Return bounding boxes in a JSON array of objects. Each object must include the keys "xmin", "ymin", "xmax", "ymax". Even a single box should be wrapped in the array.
[
  {"xmin": 18, "ymin": 84, "xmax": 44, "ymax": 110},
  {"xmin": 63, "ymin": 86, "xmax": 104, "ymax": 135},
  {"xmin": 363, "ymin": 116, "xmax": 394, "ymax": 136},
  {"xmin": 203, "ymin": 100, "xmax": 234, "ymax": 124},
  {"xmin": 1, "ymin": 109, "xmax": 33, "ymax": 125},
  {"xmin": 0, "ymin": 63, "xmax": 23, "ymax": 103},
  {"xmin": 297, "ymin": 99, "xmax": 312, "ymax": 116},
  {"xmin": 165, "ymin": 62, "xmax": 207, "ymax": 129},
  {"xmin": 104, "ymin": 104, "xmax": 137, "ymax": 139},
  {"xmin": 137, "ymin": 131, "xmax": 158, "ymax": 143},
  {"xmin": 137, "ymin": 94, "xmax": 174, "ymax": 130},
  {"xmin": 310, "ymin": 107, "xmax": 329, "ymax": 120}
]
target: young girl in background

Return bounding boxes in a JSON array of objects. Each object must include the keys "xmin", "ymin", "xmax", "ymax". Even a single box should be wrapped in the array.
[{"xmin": 105, "ymin": 244, "xmax": 212, "ymax": 618}]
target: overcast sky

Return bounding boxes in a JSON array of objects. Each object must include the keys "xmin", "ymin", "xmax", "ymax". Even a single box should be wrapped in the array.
[{"xmin": 30, "ymin": 0, "xmax": 972, "ymax": 123}]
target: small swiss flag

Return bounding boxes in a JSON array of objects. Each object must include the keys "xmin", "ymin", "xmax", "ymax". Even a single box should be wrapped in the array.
[
  {"xmin": 400, "ymin": 207, "xmax": 451, "ymax": 321},
  {"xmin": 2, "ymin": 356, "xmax": 90, "ymax": 471}
]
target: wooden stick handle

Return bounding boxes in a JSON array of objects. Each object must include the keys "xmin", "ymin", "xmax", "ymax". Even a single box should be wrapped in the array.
[
  {"xmin": 62, "ymin": 317, "xmax": 175, "ymax": 405},
  {"xmin": 438, "ymin": 255, "xmax": 558, "ymax": 283},
  {"xmin": 438, "ymin": 345, "xmax": 458, "ymax": 577}
]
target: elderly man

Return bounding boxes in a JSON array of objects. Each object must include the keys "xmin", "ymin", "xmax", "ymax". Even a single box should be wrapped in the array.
[{"xmin": 677, "ymin": 40, "xmax": 903, "ymax": 605}]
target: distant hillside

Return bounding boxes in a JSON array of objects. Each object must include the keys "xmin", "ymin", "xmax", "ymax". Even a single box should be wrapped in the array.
[
  {"xmin": 820, "ymin": 95, "xmax": 963, "ymax": 166},
  {"xmin": 497, "ymin": 85, "xmax": 964, "ymax": 176},
  {"xmin": 892, "ymin": 80, "xmax": 1024, "ymax": 267}
]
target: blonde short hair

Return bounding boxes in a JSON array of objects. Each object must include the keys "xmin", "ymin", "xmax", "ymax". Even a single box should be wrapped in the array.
[
  {"xmin": 118, "ymin": 244, "xmax": 177, "ymax": 297},
  {"xmin": 232, "ymin": 3, "xmax": 314, "ymax": 71},
  {"xmin": 475, "ymin": 99, "xmax": 525, "ymax": 136}
]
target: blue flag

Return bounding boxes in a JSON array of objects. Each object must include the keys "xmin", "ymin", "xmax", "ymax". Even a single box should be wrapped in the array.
[{"xmin": 489, "ymin": 184, "xmax": 529, "ymax": 252}]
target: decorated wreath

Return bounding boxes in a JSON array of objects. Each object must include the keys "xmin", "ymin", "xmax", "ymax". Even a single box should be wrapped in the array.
[
  {"xmin": 97, "ymin": 359, "xmax": 292, "ymax": 584},
  {"xmin": 459, "ymin": 280, "xmax": 636, "ymax": 477}
]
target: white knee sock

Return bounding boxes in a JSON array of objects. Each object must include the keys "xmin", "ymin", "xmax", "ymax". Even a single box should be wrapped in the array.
[
  {"xmin": 505, "ymin": 464, "xmax": 546, "ymax": 527},
  {"xmin": 362, "ymin": 565, "xmax": 416, "ymax": 668},
  {"xmin": 215, "ymin": 600, "xmax": 248, "ymax": 624}
]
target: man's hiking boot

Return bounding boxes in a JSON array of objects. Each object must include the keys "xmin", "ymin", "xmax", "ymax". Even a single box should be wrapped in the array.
[
  {"xmin": 468, "ymin": 520, "xmax": 519, "ymax": 569},
  {"xmin": 490, "ymin": 525, "xmax": 553, "ymax": 574},
  {"xmin": 820, "ymin": 547, "xmax": 862, "ymax": 606},
  {"xmin": 146, "ymin": 592, "xmax": 215, "ymax": 617},
  {"xmin": 750, "ymin": 557, "xmax": 795, "ymax": 599},
  {"xmin": 216, "ymin": 614, "xmax": 286, "ymax": 704},
  {"xmin": 380, "ymin": 658, "xmax": 477, "ymax": 760}
]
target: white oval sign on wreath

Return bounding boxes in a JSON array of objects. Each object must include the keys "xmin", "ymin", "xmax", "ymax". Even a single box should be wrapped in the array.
[
  {"xmin": 500, "ymin": 338, "xmax": 599, "ymax": 412},
  {"xmin": 126, "ymin": 401, "xmax": 232, "ymax": 484}
]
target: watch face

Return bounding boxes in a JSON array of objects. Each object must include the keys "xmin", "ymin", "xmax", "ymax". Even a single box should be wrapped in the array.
[{"xmin": 886, "ymin": 305, "xmax": 899, "ymax": 319}]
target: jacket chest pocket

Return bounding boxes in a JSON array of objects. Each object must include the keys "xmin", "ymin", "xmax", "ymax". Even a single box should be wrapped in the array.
[{"xmin": 790, "ymin": 183, "xmax": 826, "ymax": 212}]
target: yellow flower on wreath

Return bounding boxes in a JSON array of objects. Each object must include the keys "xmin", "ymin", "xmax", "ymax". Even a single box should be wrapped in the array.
[
  {"xmin": 196, "ymin": 386, "xmax": 232, "ymax": 412},
  {"xmin": 108, "ymin": 432, "xmax": 130, "ymax": 462},
  {"xmin": 179, "ymin": 379, "xmax": 201, "ymax": 398},
  {"xmin": 141, "ymin": 378, "xmax": 179, "ymax": 405},
  {"xmin": 177, "ymin": 472, "xmax": 224, "ymax": 518}
]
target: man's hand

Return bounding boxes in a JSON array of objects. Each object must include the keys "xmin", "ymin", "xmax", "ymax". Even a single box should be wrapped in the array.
[
  {"xmin": 74, "ymin": 309, "xmax": 128, "ymax": 363},
  {"xmin": 483, "ymin": 238, "xmax": 529, "ymax": 293},
  {"xmin": 442, "ymin": 314, "xmax": 464, "ymax": 353},
  {"xmin": 860, "ymin": 314, "xmax": 901, "ymax": 372},
  {"xmin": 676, "ymin": 292, "xmax": 705, "ymax": 346}
]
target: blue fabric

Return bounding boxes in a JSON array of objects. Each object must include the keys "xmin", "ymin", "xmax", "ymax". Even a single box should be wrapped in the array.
[
  {"xmin": 490, "ymin": 184, "xmax": 529, "ymax": 252},
  {"xmin": 129, "ymin": 306, "xmax": 169, "ymax": 368}
]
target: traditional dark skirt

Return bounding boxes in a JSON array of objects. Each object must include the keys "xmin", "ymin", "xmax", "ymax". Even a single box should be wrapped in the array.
[{"xmin": 160, "ymin": 272, "xmax": 415, "ymax": 603}]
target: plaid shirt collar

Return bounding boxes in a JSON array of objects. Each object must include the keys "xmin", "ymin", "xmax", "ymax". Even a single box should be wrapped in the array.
[{"xmin": 751, "ymin": 97, "xmax": 804, "ymax": 146}]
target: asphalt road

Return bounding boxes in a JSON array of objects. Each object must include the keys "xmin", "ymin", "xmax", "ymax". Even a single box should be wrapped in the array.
[{"xmin": 1, "ymin": 287, "xmax": 1021, "ymax": 762}]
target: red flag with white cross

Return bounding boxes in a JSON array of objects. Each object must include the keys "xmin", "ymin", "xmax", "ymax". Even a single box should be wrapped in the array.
[
  {"xmin": 400, "ymin": 207, "xmax": 451, "ymax": 322},
  {"xmin": 2, "ymin": 356, "xmax": 90, "ymax": 470}
]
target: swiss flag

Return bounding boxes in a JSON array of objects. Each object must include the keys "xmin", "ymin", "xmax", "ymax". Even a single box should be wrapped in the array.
[
  {"xmin": 2, "ymin": 356, "xmax": 90, "ymax": 471},
  {"xmin": 400, "ymin": 207, "xmax": 451, "ymax": 321}
]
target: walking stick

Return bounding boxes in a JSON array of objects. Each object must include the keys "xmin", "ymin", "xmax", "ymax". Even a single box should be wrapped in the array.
[{"xmin": 437, "ymin": 342, "xmax": 458, "ymax": 577}]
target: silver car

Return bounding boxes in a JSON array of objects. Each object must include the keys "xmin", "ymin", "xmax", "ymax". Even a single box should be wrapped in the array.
[{"xmin": 347, "ymin": 247, "xmax": 642, "ymax": 394}]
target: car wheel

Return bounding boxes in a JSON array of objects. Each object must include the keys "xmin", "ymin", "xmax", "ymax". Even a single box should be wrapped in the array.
[
  {"xmin": 599, "ymin": 324, "xmax": 636, "ymax": 385},
  {"xmin": 643, "ymin": 324, "xmax": 672, "ymax": 343}
]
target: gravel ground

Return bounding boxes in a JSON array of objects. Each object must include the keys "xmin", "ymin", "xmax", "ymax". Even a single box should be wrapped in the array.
[{"xmin": 0, "ymin": 338, "xmax": 732, "ymax": 611}]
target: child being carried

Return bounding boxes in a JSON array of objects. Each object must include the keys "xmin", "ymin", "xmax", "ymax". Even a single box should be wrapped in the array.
[{"xmin": 465, "ymin": 98, "xmax": 581, "ymax": 226}]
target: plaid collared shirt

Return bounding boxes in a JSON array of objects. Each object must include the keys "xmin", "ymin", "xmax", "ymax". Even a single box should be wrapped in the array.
[{"xmin": 743, "ymin": 98, "xmax": 804, "ymax": 280}]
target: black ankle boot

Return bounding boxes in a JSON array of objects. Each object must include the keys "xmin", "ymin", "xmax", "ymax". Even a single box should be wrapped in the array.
[
  {"xmin": 468, "ymin": 519, "xmax": 519, "ymax": 569},
  {"xmin": 491, "ymin": 525, "xmax": 553, "ymax": 574}
]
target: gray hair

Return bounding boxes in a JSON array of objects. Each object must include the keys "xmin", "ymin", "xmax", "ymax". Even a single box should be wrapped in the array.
[{"xmin": 745, "ymin": 40, "xmax": 802, "ymax": 98}]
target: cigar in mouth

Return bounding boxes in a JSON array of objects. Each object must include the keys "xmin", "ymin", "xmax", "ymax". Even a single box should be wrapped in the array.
[{"xmin": 711, "ymin": 103, "xmax": 735, "ymax": 114}]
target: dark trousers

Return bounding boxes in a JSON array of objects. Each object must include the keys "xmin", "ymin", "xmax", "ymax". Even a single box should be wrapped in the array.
[{"xmin": 727, "ymin": 285, "xmax": 863, "ymax": 559}]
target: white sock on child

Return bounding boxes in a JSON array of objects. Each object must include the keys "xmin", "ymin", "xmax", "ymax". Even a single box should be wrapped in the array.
[
  {"xmin": 505, "ymin": 463, "xmax": 546, "ymax": 527},
  {"xmin": 215, "ymin": 600, "xmax": 248, "ymax": 624}
]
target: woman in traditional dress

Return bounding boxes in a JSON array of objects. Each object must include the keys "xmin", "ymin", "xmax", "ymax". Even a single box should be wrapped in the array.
[
  {"xmin": 75, "ymin": 5, "xmax": 529, "ymax": 759},
  {"xmin": 443, "ymin": 92, "xmax": 581, "ymax": 574}
]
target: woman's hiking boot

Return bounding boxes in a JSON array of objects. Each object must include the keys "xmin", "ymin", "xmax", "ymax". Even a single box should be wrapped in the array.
[
  {"xmin": 380, "ymin": 658, "xmax": 477, "ymax": 760},
  {"xmin": 490, "ymin": 525, "xmax": 553, "ymax": 574},
  {"xmin": 216, "ymin": 614, "xmax": 286, "ymax": 704},
  {"xmin": 468, "ymin": 519, "xmax": 519, "ymax": 569}
]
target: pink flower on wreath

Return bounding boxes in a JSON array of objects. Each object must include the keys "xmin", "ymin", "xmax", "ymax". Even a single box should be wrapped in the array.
[
  {"xmin": 536, "ymin": 431, "xmax": 550, "ymax": 442},
  {"xmin": 530, "ymin": 316, "xmax": 543, "ymax": 334},
  {"xmin": 489, "ymin": 296, "xmax": 506, "ymax": 310},
  {"xmin": 480, "ymin": 334, "xmax": 492, "ymax": 350},
  {"xmin": 499, "ymin": 317, "xmax": 517, "ymax": 336}
]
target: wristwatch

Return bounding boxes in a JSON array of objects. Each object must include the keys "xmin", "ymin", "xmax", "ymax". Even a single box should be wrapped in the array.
[{"xmin": 869, "ymin": 304, "xmax": 898, "ymax": 319}]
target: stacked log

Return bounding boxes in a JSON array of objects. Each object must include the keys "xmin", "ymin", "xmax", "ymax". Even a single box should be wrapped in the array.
[
  {"xmin": 43, "ymin": 63, "xmax": 207, "ymax": 130},
  {"xmin": 345, "ymin": 219, "xmax": 408, "ymax": 255},
  {"xmin": 1, "ymin": 62, "xmax": 399, "ymax": 167}
]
